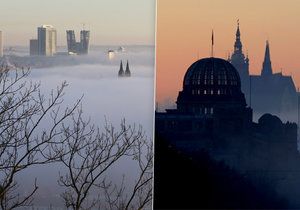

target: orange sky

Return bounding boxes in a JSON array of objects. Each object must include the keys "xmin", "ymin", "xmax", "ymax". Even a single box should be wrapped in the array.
[{"xmin": 156, "ymin": 0, "xmax": 300, "ymax": 104}]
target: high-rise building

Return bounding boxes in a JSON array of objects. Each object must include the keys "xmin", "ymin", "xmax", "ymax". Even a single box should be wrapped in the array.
[
  {"xmin": 80, "ymin": 30, "xmax": 90, "ymax": 54},
  {"xmin": 66, "ymin": 30, "xmax": 76, "ymax": 53},
  {"xmin": 0, "ymin": 31, "xmax": 3, "ymax": 57},
  {"xmin": 29, "ymin": 39, "xmax": 38, "ymax": 56},
  {"xmin": 66, "ymin": 30, "xmax": 90, "ymax": 55},
  {"xmin": 38, "ymin": 25, "xmax": 57, "ymax": 56}
]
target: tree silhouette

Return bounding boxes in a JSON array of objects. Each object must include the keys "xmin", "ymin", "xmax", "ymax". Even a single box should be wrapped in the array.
[
  {"xmin": 0, "ymin": 67, "xmax": 81, "ymax": 209},
  {"xmin": 58, "ymin": 111, "xmax": 153, "ymax": 210}
]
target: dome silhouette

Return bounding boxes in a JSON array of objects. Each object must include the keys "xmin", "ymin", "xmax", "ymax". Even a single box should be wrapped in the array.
[
  {"xmin": 183, "ymin": 57, "xmax": 241, "ymax": 88},
  {"xmin": 177, "ymin": 57, "xmax": 247, "ymax": 111}
]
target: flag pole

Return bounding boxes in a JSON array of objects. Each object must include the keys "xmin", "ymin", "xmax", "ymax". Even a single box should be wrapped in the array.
[{"xmin": 211, "ymin": 30, "xmax": 214, "ymax": 57}]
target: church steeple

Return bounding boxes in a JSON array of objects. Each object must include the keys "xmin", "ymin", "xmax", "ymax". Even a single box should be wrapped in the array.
[
  {"xmin": 118, "ymin": 60, "xmax": 124, "ymax": 77},
  {"xmin": 234, "ymin": 20, "xmax": 242, "ymax": 53},
  {"xmin": 125, "ymin": 60, "xmax": 131, "ymax": 77},
  {"xmin": 261, "ymin": 40, "xmax": 273, "ymax": 77}
]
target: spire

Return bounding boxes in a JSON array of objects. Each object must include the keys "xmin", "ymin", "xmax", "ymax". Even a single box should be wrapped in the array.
[
  {"xmin": 261, "ymin": 40, "xmax": 273, "ymax": 77},
  {"xmin": 118, "ymin": 60, "xmax": 124, "ymax": 77},
  {"xmin": 236, "ymin": 19, "xmax": 240, "ymax": 37},
  {"xmin": 234, "ymin": 19, "xmax": 242, "ymax": 53},
  {"xmin": 125, "ymin": 60, "xmax": 131, "ymax": 77}
]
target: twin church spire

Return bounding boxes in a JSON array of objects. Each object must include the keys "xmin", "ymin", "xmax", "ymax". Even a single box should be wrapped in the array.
[{"xmin": 118, "ymin": 60, "xmax": 131, "ymax": 77}]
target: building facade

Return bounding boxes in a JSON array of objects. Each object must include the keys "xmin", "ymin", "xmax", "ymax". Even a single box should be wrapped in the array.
[
  {"xmin": 37, "ymin": 25, "xmax": 57, "ymax": 56},
  {"xmin": 66, "ymin": 30, "xmax": 90, "ymax": 55}
]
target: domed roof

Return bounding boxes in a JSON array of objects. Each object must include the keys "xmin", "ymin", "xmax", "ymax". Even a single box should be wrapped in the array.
[
  {"xmin": 258, "ymin": 113, "xmax": 282, "ymax": 127},
  {"xmin": 177, "ymin": 57, "xmax": 247, "ymax": 110},
  {"xmin": 183, "ymin": 57, "xmax": 241, "ymax": 88}
]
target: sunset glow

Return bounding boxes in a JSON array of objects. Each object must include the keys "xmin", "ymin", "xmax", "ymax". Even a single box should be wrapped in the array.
[{"xmin": 156, "ymin": 0, "xmax": 300, "ymax": 104}]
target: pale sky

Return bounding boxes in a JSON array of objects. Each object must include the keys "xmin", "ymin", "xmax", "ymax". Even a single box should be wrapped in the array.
[{"xmin": 0, "ymin": 0, "xmax": 155, "ymax": 46}]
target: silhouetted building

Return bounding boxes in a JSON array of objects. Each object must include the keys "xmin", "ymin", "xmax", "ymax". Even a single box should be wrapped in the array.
[
  {"xmin": 228, "ymin": 22, "xmax": 249, "ymax": 98},
  {"xmin": 157, "ymin": 57, "xmax": 253, "ymax": 141},
  {"xmin": 66, "ymin": 30, "xmax": 90, "ymax": 55},
  {"xmin": 37, "ymin": 25, "xmax": 57, "ymax": 56},
  {"xmin": 229, "ymin": 22, "xmax": 297, "ymax": 113},
  {"xmin": 155, "ymin": 56, "xmax": 300, "ymax": 208},
  {"xmin": 29, "ymin": 39, "xmax": 38, "ymax": 56}
]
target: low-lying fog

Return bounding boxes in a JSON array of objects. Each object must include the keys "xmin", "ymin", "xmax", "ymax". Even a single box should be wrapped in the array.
[{"xmin": 15, "ymin": 46, "xmax": 154, "ymax": 208}]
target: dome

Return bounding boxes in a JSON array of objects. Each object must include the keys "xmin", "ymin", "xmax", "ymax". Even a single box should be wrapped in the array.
[
  {"xmin": 183, "ymin": 57, "xmax": 241, "ymax": 88},
  {"xmin": 258, "ymin": 113, "xmax": 282, "ymax": 127},
  {"xmin": 177, "ymin": 57, "xmax": 247, "ymax": 113}
]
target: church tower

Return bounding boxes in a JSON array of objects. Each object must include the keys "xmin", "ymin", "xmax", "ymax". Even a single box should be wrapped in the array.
[
  {"xmin": 229, "ymin": 20, "xmax": 250, "ymax": 98},
  {"xmin": 118, "ymin": 60, "xmax": 124, "ymax": 77},
  {"xmin": 125, "ymin": 60, "xmax": 131, "ymax": 77},
  {"xmin": 261, "ymin": 41, "xmax": 273, "ymax": 77}
]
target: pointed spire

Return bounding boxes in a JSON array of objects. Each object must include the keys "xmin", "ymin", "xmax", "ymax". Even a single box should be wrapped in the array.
[
  {"xmin": 118, "ymin": 60, "xmax": 124, "ymax": 77},
  {"xmin": 236, "ymin": 19, "xmax": 240, "ymax": 37},
  {"xmin": 261, "ymin": 40, "xmax": 273, "ymax": 77},
  {"xmin": 125, "ymin": 60, "xmax": 131, "ymax": 77},
  {"xmin": 234, "ymin": 19, "xmax": 242, "ymax": 53}
]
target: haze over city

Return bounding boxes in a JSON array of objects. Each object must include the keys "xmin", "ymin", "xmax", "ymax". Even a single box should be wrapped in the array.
[{"xmin": 0, "ymin": 0, "xmax": 155, "ymax": 46}]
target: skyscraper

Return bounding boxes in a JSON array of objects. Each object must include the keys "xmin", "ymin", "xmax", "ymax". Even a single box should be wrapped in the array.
[
  {"xmin": 0, "ymin": 31, "xmax": 3, "ymax": 57},
  {"xmin": 80, "ymin": 30, "xmax": 90, "ymax": 54},
  {"xmin": 66, "ymin": 30, "xmax": 90, "ymax": 55},
  {"xmin": 66, "ymin": 30, "xmax": 76, "ymax": 53},
  {"xmin": 38, "ymin": 25, "xmax": 57, "ymax": 56}
]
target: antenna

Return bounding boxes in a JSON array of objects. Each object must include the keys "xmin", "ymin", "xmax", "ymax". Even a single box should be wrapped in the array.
[{"xmin": 211, "ymin": 30, "xmax": 214, "ymax": 57}]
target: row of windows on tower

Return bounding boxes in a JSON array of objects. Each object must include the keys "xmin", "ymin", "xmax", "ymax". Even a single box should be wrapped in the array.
[{"xmin": 191, "ymin": 89, "xmax": 231, "ymax": 95}]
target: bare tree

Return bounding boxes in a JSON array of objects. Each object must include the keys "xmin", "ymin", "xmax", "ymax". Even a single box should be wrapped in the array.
[
  {"xmin": 0, "ymin": 67, "xmax": 81, "ymax": 210},
  {"xmin": 58, "ymin": 111, "xmax": 153, "ymax": 210},
  {"xmin": 101, "ymin": 136, "xmax": 153, "ymax": 210}
]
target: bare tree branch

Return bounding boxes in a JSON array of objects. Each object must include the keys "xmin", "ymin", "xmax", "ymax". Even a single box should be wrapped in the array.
[
  {"xmin": 0, "ymin": 67, "xmax": 81, "ymax": 209},
  {"xmin": 58, "ymin": 111, "xmax": 153, "ymax": 210}
]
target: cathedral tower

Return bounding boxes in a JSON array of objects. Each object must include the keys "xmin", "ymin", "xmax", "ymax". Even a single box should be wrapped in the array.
[
  {"xmin": 229, "ymin": 21, "xmax": 250, "ymax": 99},
  {"xmin": 118, "ymin": 60, "xmax": 124, "ymax": 77}
]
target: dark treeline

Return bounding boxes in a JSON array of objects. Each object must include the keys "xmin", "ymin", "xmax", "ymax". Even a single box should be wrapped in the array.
[{"xmin": 154, "ymin": 134, "xmax": 287, "ymax": 209}]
